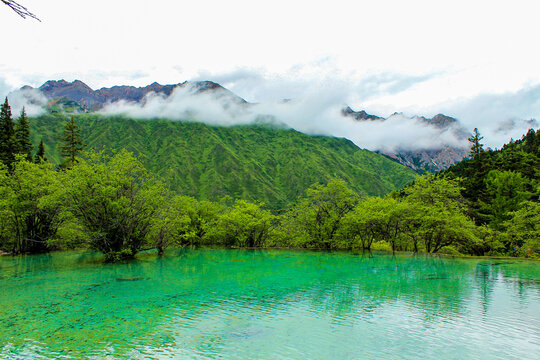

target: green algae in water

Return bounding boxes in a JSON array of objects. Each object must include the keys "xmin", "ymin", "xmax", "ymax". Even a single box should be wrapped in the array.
[{"xmin": 0, "ymin": 249, "xmax": 539, "ymax": 359}]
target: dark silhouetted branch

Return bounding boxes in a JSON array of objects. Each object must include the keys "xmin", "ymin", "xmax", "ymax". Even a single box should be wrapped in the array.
[{"xmin": 2, "ymin": 0, "xmax": 40, "ymax": 21}]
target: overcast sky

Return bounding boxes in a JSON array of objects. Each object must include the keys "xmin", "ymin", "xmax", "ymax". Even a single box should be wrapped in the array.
[{"xmin": 1, "ymin": 0, "xmax": 539, "ymax": 147}]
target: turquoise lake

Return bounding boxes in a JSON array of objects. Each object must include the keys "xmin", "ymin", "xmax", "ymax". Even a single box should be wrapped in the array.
[{"xmin": 0, "ymin": 249, "xmax": 539, "ymax": 359}]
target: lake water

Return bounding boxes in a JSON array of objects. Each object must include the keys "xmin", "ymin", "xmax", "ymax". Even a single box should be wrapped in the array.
[{"xmin": 0, "ymin": 249, "xmax": 539, "ymax": 359}]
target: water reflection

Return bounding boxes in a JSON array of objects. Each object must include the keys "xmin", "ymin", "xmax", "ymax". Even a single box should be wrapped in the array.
[{"xmin": 0, "ymin": 249, "xmax": 539, "ymax": 359}]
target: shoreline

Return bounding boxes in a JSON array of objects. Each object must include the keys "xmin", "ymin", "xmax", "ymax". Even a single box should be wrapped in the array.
[{"xmin": 1, "ymin": 246, "xmax": 538, "ymax": 262}]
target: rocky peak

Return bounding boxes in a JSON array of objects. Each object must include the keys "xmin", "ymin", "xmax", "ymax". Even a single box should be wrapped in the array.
[
  {"xmin": 38, "ymin": 79, "xmax": 101, "ymax": 109},
  {"xmin": 422, "ymin": 114, "xmax": 457, "ymax": 129},
  {"xmin": 32, "ymin": 79, "xmax": 249, "ymax": 109},
  {"xmin": 342, "ymin": 106, "xmax": 384, "ymax": 121}
]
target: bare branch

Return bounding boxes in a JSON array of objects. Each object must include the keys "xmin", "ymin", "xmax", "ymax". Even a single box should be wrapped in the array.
[{"xmin": 2, "ymin": 0, "xmax": 40, "ymax": 21}]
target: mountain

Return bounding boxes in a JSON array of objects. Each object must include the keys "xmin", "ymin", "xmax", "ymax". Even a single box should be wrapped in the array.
[
  {"xmin": 26, "ymin": 79, "xmax": 247, "ymax": 111},
  {"xmin": 30, "ymin": 113, "xmax": 417, "ymax": 209},
  {"xmin": 26, "ymin": 79, "xmax": 470, "ymax": 173},
  {"xmin": 342, "ymin": 106, "xmax": 384, "ymax": 121},
  {"xmin": 380, "ymin": 146, "xmax": 469, "ymax": 173},
  {"xmin": 342, "ymin": 108, "xmax": 470, "ymax": 173}
]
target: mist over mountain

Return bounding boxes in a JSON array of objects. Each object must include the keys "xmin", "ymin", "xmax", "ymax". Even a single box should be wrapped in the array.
[
  {"xmin": 23, "ymin": 79, "xmax": 247, "ymax": 111},
  {"xmin": 29, "ymin": 113, "xmax": 417, "ymax": 209},
  {"xmin": 12, "ymin": 78, "xmax": 534, "ymax": 172},
  {"xmin": 339, "ymin": 108, "xmax": 470, "ymax": 172}
]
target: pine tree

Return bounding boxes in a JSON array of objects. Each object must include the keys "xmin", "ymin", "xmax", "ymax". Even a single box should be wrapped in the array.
[
  {"xmin": 58, "ymin": 116, "xmax": 83, "ymax": 168},
  {"xmin": 34, "ymin": 137, "xmax": 47, "ymax": 163},
  {"xmin": 14, "ymin": 107, "xmax": 32, "ymax": 161},
  {"xmin": 468, "ymin": 128, "xmax": 484, "ymax": 160},
  {"xmin": 0, "ymin": 97, "xmax": 15, "ymax": 168}
]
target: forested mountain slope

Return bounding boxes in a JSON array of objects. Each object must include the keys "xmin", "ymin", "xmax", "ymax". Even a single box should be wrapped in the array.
[{"xmin": 30, "ymin": 114, "xmax": 416, "ymax": 209}]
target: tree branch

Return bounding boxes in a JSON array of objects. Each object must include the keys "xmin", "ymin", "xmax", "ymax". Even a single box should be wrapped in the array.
[{"xmin": 2, "ymin": 0, "xmax": 40, "ymax": 21}]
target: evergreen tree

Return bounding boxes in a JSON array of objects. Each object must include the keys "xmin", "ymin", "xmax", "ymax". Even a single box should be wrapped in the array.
[
  {"xmin": 14, "ymin": 107, "xmax": 32, "ymax": 161},
  {"xmin": 58, "ymin": 116, "xmax": 83, "ymax": 168},
  {"xmin": 34, "ymin": 138, "xmax": 47, "ymax": 163},
  {"xmin": 0, "ymin": 97, "xmax": 15, "ymax": 168},
  {"xmin": 468, "ymin": 128, "xmax": 484, "ymax": 160},
  {"xmin": 522, "ymin": 128, "xmax": 537, "ymax": 154}
]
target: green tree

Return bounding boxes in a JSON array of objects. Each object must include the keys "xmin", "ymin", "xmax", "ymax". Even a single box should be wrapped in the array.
[
  {"xmin": 0, "ymin": 97, "xmax": 15, "ymax": 168},
  {"xmin": 401, "ymin": 175, "xmax": 479, "ymax": 254},
  {"xmin": 481, "ymin": 170, "xmax": 531, "ymax": 228},
  {"xmin": 34, "ymin": 138, "xmax": 47, "ymax": 163},
  {"xmin": 0, "ymin": 163, "xmax": 11, "ymax": 251},
  {"xmin": 0, "ymin": 157, "xmax": 63, "ymax": 254},
  {"xmin": 338, "ymin": 197, "xmax": 389, "ymax": 250},
  {"xmin": 468, "ymin": 127, "xmax": 484, "ymax": 160},
  {"xmin": 61, "ymin": 149, "xmax": 165, "ymax": 261},
  {"xmin": 210, "ymin": 200, "xmax": 275, "ymax": 247},
  {"xmin": 504, "ymin": 201, "xmax": 540, "ymax": 257},
  {"xmin": 282, "ymin": 177, "xmax": 359, "ymax": 249},
  {"xmin": 14, "ymin": 107, "xmax": 32, "ymax": 161},
  {"xmin": 148, "ymin": 195, "xmax": 211, "ymax": 254},
  {"xmin": 58, "ymin": 116, "xmax": 84, "ymax": 168}
]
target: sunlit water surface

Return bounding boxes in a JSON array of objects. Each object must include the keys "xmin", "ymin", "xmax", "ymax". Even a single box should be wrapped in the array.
[{"xmin": 0, "ymin": 249, "xmax": 539, "ymax": 359}]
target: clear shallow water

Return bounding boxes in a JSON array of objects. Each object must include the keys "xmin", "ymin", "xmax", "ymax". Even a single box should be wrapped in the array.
[{"xmin": 0, "ymin": 249, "xmax": 539, "ymax": 359}]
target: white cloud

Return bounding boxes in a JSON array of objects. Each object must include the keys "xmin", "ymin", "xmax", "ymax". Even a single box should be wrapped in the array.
[
  {"xmin": 0, "ymin": 77, "xmax": 15, "ymax": 101},
  {"xmin": 100, "ymin": 81, "xmax": 468, "ymax": 152},
  {"xmin": 6, "ymin": 87, "xmax": 47, "ymax": 117}
]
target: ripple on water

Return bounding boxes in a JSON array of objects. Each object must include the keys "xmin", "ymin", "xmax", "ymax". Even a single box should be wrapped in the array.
[{"xmin": 0, "ymin": 249, "xmax": 539, "ymax": 359}]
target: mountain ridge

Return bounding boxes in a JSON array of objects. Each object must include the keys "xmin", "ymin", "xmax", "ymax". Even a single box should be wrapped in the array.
[{"xmin": 24, "ymin": 79, "xmax": 470, "ymax": 172}]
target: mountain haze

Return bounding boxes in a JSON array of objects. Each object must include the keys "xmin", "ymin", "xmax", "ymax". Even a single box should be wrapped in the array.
[
  {"xmin": 24, "ymin": 79, "xmax": 247, "ymax": 111},
  {"xmin": 342, "ymin": 108, "xmax": 470, "ymax": 172},
  {"xmin": 21, "ymin": 79, "xmax": 472, "ymax": 172}
]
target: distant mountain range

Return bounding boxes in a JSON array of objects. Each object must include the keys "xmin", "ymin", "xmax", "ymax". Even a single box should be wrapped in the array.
[
  {"xmin": 23, "ymin": 79, "xmax": 246, "ymax": 111},
  {"xmin": 22, "ymin": 79, "xmax": 471, "ymax": 172}
]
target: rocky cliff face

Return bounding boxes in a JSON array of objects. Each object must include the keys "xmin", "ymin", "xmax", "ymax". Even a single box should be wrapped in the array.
[
  {"xmin": 380, "ymin": 146, "xmax": 469, "ymax": 173},
  {"xmin": 342, "ymin": 107, "xmax": 470, "ymax": 172}
]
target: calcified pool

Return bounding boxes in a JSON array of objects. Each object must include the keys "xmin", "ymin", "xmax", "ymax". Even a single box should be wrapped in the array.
[{"xmin": 0, "ymin": 249, "xmax": 539, "ymax": 359}]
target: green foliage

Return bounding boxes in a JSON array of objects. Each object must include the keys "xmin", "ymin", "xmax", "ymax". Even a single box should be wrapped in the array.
[
  {"xmin": 209, "ymin": 200, "xmax": 275, "ymax": 247},
  {"xmin": 444, "ymin": 127, "xmax": 539, "ymax": 226},
  {"xmin": 281, "ymin": 177, "xmax": 359, "ymax": 249},
  {"xmin": 503, "ymin": 201, "xmax": 540, "ymax": 258},
  {"xmin": 400, "ymin": 175, "xmax": 479, "ymax": 254},
  {"xmin": 34, "ymin": 138, "xmax": 47, "ymax": 163},
  {"xmin": 0, "ymin": 157, "xmax": 63, "ymax": 254},
  {"xmin": 338, "ymin": 197, "xmax": 397, "ymax": 250},
  {"xmin": 29, "ymin": 113, "xmax": 417, "ymax": 209},
  {"xmin": 481, "ymin": 170, "xmax": 532, "ymax": 228},
  {"xmin": 468, "ymin": 127, "xmax": 484, "ymax": 160},
  {"xmin": 147, "ymin": 195, "xmax": 224, "ymax": 253},
  {"xmin": 59, "ymin": 149, "xmax": 165, "ymax": 260},
  {"xmin": 58, "ymin": 116, "xmax": 83, "ymax": 168},
  {"xmin": 0, "ymin": 97, "xmax": 15, "ymax": 168},
  {"xmin": 14, "ymin": 107, "xmax": 32, "ymax": 161},
  {"xmin": 1, "ymin": 112, "xmax": 535, "ymax": 259}
]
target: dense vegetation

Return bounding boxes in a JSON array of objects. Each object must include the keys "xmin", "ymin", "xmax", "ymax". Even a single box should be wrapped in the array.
[
  {"xmin": 441, "ymin": 128, "xmax": 540, "ymax": 256},
  {"xmin": 28, "ymin": 112, "xmax": 416, "ymax": 209},
  {"xmin": 0, "ymin": 99, "xmax": 538, "ymax": 260}
]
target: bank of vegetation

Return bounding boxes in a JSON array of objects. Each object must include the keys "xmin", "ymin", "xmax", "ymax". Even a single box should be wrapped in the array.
[{"xmin": 0, "ymin": 98, "xmax": 538, "ymax": 260}]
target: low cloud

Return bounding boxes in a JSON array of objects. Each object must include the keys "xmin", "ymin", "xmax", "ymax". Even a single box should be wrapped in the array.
[
  {"xmin": 438, "ymin": 85, "xmax": 540, "ymax": 149},
  {"xmin": 5, "ymin": 69, "xmax": 537, "ymax": 153},
  {"xmin": 101, "ymin": 81, "xmax": 466, "ymax": 152},
  {"xmin": 0, "ymin": 77, "xmax": 14, "ymax": 101},
  {"xmin": 6, "ymin": 87, "xmax": 47, "ymax": 117}
]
